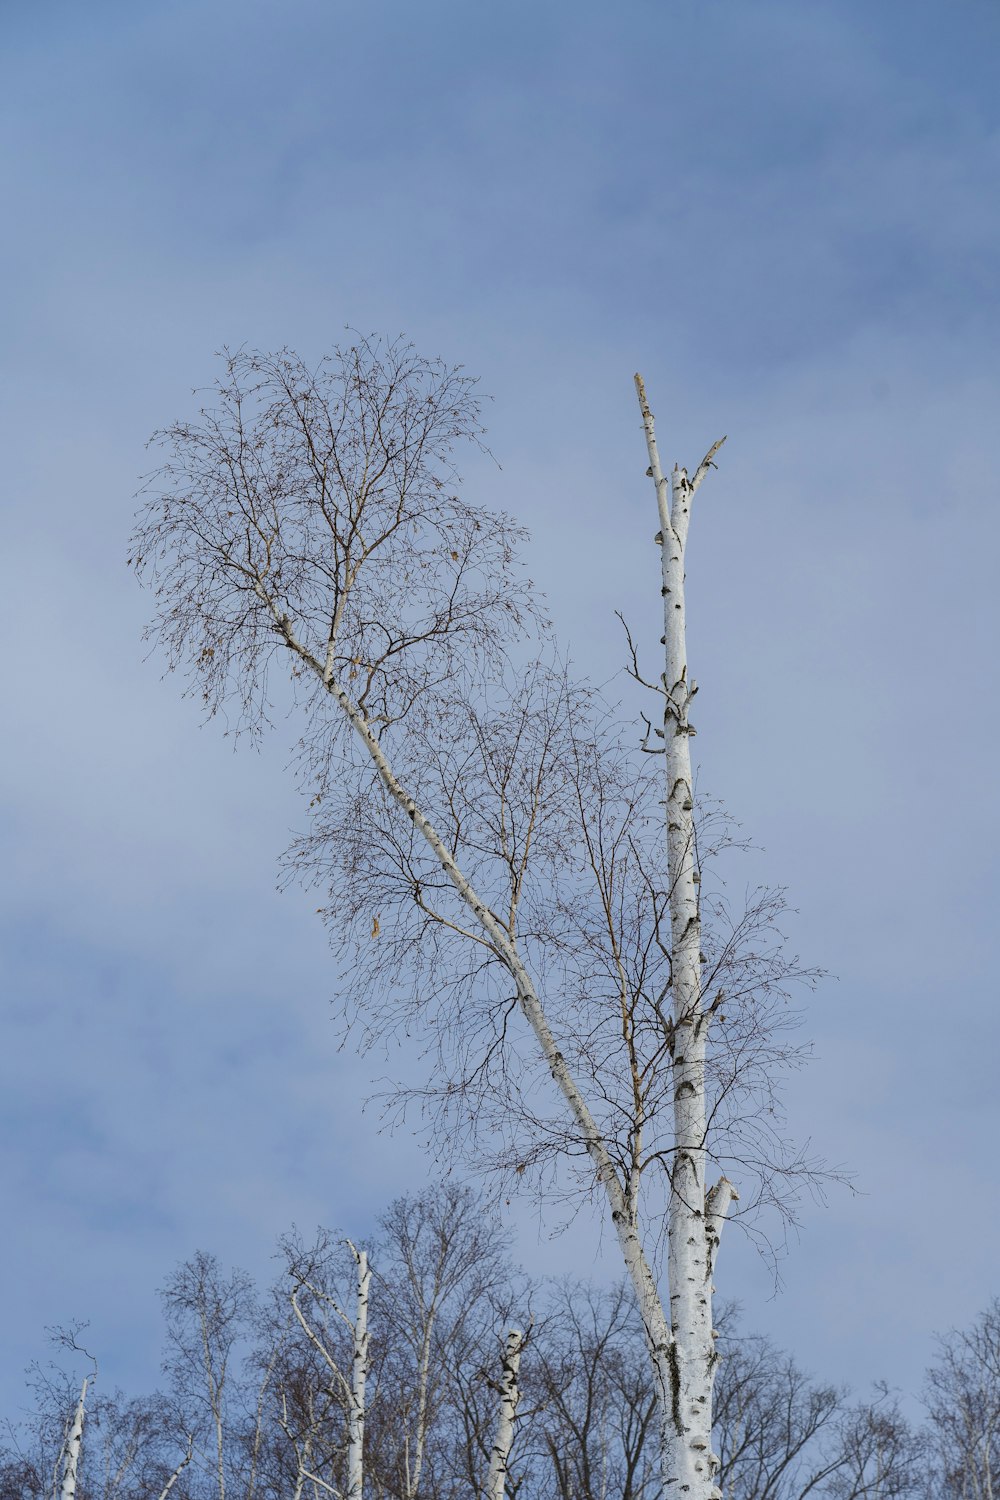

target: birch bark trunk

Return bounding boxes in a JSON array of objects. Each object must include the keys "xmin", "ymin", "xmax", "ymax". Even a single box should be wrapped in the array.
[
  {"xmin": 269, "ymin": 596, "xmax": 684, "ymax": 1499},
  {"xmin": 156, "ymin": 1437, "xmax": 194, "ymax": 1500},
  {"xmin": 635, "ymin": 374, "xmax": 735, "ymax": 1500},
  {"xmin": 346, "ymin": 1241, "xmax": 370, "ymax": 1500},
  {"xmin": 268, "ymin": 603, "xmax": 681, "ymax": 1450},
  {"xmin": 405, "ymin": 1312, "xmax": 434, "ymax": 1500},
  {"xmin": 58, "ymin": 1378, "xmax": 87, "ymax": 1500},
  {"xmin": 485, "ymin": 1328, "xmax": 525, "ymax": 1500}
]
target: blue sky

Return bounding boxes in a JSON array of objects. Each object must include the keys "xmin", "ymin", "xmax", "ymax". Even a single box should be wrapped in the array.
[{"xmin": 2, "ymin": 0, "xmax": 999, "ymax": 1415}]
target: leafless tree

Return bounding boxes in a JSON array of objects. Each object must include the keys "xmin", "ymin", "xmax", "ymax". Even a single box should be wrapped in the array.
[
  {"xmin": 253, "ymin": 1192, "xmax": 531, "ymax": 1500},
  {"xmin": 529, "ymin": 1280, "xmax": 658, "ymax": 1500},
  {"xmin": 369, "ymin": 1183, "xmax": 520, "ymax": 1500},
  {"xmin": 527, "ymin": 1297, "xmax": 921, "ymax": 1500},
  {"xmin": 713, "ymin": 1321, "xmax": 844, "ymax": 1497},
  {"xmin": 922, "ymin": 1298, "xmax": 1000, "ymax": 1499},
  {"xmin": 265, "ymin": 1229, "xmax": 367, "ymax": 1500},
  {"xmin": 160, "ymin": 1251, "xmax": 263, "ymax": 1500},
  {"xmin": 0, "ymin": 1362, "xmax": 193, "ymax": 1500},
  {"xmin": 822, "ymin": 1392, "xmax": 923, "ymax": 1500},
  {"xmin": 441, "ymin": 1318, "xmax": 537, "ymax": 1500},
  {"xmin": 133, "ymin": 337, "xmax": 828, "ymax": 1500},
  {"xmin": 0, "ymin": 1222, "xmax": 929, "ymax": 1500},
  {"xmin": 712, "ymin": 1318, "xmax": 923, "ymax": 1500}
]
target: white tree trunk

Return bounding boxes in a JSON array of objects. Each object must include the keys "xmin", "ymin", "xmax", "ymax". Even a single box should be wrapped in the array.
[
  {"xmin": 156, "ymin": 1437, "xmax": 194, "ymax": 1500},
  {"xmin": 326, "ymin": 661, "xmax": 681, "ymax": 1462},
  {"xmin": 269, "ymin": 602, "xmax": 680, "ymax": 1413},
  {"xmin": 58, "ymin": 1378, "xmax": 88, "ymax": 1500},
  {"xmin": 485, "ymin": 1328, "xmax": 525, "ymax": 1500},
  {"xmin": 406, "ymin": 1316, "xmax": 434, "ymax": 1500},
  {"xmin": 635, "ymin": 373, "xmax": 735, "ymax": 1500},
  {"xmin": 346, "ymin": 1241, "xmax": 370, "ymax": 1500},
  {"xmin": 264, "ymin": 414, "xmax": 732, "ymax": 1498}
]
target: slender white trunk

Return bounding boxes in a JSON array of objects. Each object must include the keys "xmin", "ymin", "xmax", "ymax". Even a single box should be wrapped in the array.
[
  {"xmin": 329, "ymin": 659, "xmax": 679, "ymax": 1461},
  {"xmin": 290, "ymin": 1432, "xmax": 311, "ymax": 1500},
  {"xmin": 406, "ymin": 1316, "xmax": 435, "ymax": 1500},
  {"xmin": 485, "ymin": 1329, "xmax": 525, "ymax": 1500},
  {"xmin": 246, "ymin": 1345, "xmax": 278, "ymax": 1500},
  {"xmin": 156, "ymin": 1437, "xmax": 194, "ymax": 1500},
  {"xmin": 635, "ymin": 374, "xmax": 735, "ymax": 1500},
  {"xmin": 288, "ymin": 1249, "xmax": 370, "ymax": 1498},
  {"xmin": 268, "ymin": 601, "xmax": 678, "ymax": 1410},
  {"xmin": 200, "ymin": 1307, "xmax": 226, "ymax": 1500},
  {"xmin": 291, "ymin": 1463, "xmax": 306, "ymax": 1500},
  {"xmin": 346, "ymin": 1241, "xmax": 370, "ymax": 1500},
  {"xmin": 59, "ymin": 1378, "xmax": 87, "ymax": 1500}
]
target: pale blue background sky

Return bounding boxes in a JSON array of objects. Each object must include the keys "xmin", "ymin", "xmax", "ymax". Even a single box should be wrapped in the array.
[{"xmin": 2, "ymin": 0, "xmax": 999, "ymax": 1415}]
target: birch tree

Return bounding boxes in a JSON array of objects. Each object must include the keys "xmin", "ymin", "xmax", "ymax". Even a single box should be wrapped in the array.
[
  {"xmin": 133, "ymin": 338, "xmax": 824, "ymax": 1500},
  {"xmin": 633, "ymin": 376, "xmax": 733, "ymax": 1492},
  {"xmin": 348, "ymin": 1245, "xmax": 371, "ymax": 1500},
  {"xmin": 160, "ymin": 1250, "xmax": 257, "ymax": 1500},
  {"xmin": 0, "ymin": 1372, "xmax": 196, "ymax": 1500},
  {"xmin": 531, "ymin": 1281, "xmax": 658, "ymax": 1500},
  {"xmin": 373, "ymin": 1183, "xmax": 518, "ymax": 1500},
  {"xmin": 923, "ymin": 1299, "xmax": 1000, "ymax": 1499},
  {"xmin": 277, "ymin": 1229, "xmax": 373, "ymax": 1500},
  {"xmin": 2, "ymin": 1279, "xmax": 928, "ymax": 1500},
  {"xmin": 58, "ymin": 1377, "xmax": 87, "ymax": 1500},
  {"xmin": 485, "ymin": 1329, "xmax": 527, "ymax": 1500}
]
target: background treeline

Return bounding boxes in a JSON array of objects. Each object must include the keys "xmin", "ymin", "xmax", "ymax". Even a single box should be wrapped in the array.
[{"xmin": 2, "ymin": 1184, "xmax": 996, "ymax": 1500}]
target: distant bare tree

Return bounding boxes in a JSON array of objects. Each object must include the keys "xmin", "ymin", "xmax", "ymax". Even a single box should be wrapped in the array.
[
  {"xmin": 713, "ymin": 1323, "xmax": 843, "ymax": 1497},
  {"xmin": 268, "ymin": 1229, "xmax": 370, "ymax": 1500},
  {"xmin": 923, "ymin": 1298, "xmax": 1000, "ymax": 1499},
  {"xmin": 714, "ymin": 1319, "xmax": 922, "ymax": 1500},
  {"xmin": 442, "ymin": 1317, "xmax": 537, "ymax": 1500},
  {"xmin": 371, "ymin": 1183, "xmax": 518, "ymax": 1500},
  {"xmin": 0, "ymin": 1364, "xmax": 193, "ymax": 1500},
  {"xmin": 133, "ymin": 338, "xmax": 827, "ymax": 1500},
  {"xmin": 529, "ymin": 1295, "xmax": 922, "ymax": 1500},
  {"xmin": 160, "ymin": 1251, "xmax": 260, "ymax": 1500},
  {"xmin": 823, "ymin": 1392, "xmax": 923, "ymax": 1499},
  {"xmin": 174, "ymin": 1187, "xmax": 529, "ymax": 1500},
  {"xmin": 0, "ymin": 1221, "xmax": 930, "ymax": 1500},
  {"xmin": 530, "ymin": 1280, "xmax": 658, "ymax": 1500}
]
